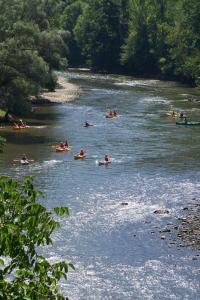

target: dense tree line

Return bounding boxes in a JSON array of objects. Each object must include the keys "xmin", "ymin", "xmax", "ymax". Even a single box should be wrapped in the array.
[
  {"xmin": 63, "ymin": 0, "xmax": 200, "ymax": 84},
  {"xmin": 0, "ymin": 0, "xmax": 199, "ymax": 116}
]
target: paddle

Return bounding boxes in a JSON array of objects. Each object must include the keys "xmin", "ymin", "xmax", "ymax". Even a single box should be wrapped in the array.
[{"xmin": 13, "ymin": 159, "xmax": 34, "ymax": 162}]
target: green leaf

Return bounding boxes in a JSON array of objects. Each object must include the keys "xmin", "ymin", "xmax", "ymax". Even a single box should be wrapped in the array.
[
  {"xmin": 0, "ymin": 259, "xmax": 4, "ymax": 265},
  {"xmin": 53, "ymin": 207, "xmax": 69, "ymax": 217}
]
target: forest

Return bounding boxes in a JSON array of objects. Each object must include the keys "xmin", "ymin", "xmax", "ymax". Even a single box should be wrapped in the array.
[{"xmin": 0, "ymin": 0, "xmax": 199, "ymax": 116}]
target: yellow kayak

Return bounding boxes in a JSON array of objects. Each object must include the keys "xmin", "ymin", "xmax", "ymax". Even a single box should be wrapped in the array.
[
  {"xmin": 74, "ymin": 154, "xmax": 86, "ymax": 160},
  {"xmin": 165, "ymin": 112, "xmax": 178, "ymax": 117},
  {"xmin": 55, "ymin": 147, "xmax": 70, "ymax": 152},
  {"xmin": 166, "ymin": 112, "xmax": 187, "ymax": 118}
]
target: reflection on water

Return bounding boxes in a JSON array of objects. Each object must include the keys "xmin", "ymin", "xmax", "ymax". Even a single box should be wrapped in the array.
[{"xmin": 1, "ymin": 71, "xmax": 200, "ymax": 299}]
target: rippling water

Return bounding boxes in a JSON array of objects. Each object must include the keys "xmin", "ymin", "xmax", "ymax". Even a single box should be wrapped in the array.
[{"xmin": 1, "ymin": 71, "xmax": 200, "ymax": 299}]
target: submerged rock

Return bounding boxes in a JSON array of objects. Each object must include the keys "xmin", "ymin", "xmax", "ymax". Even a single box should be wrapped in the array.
[
  {"xmin": 121, "ymin": 202, "xmax": 128, "ymax": 206},
  {"xmin": 154, "ymin": 209, "xmax": 169, "ymax": 214}
]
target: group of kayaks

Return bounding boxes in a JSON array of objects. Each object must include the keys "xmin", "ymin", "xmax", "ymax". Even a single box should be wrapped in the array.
[
  {"xmin": 166, "ymin": 111, "xmax": 200, "ymax": 126},
  {"xmin": 52, "ymin": 143, "xmax": 86, "ymax": 159},
  {"xmin": 51, "ymin": 116, "xmax": 115, "ymax": 164}
]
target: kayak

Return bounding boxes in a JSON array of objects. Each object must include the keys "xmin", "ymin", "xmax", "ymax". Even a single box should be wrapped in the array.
[
  {"xmin": 166, "ymin": 112, "xmax": 178, "ymax": 117},
  {"xmin": 166, "ymin": 112, "xmax": 186, "ymax": 118},
  {"xmin": 176, "ymin": 121, "xmax": 200, "ymax": 126},
  {"xmin": 52, "ymin": 143, "xmax": 70, "ymax": 148},
  {"xmin": 55, "ymin": 147, "xmax": 70, "ymax": 152},
  {"xmin": 83, "ymin": 124, "xmax": 93, "ymax": 127},
  {"xmin": 13, "ymin": 125, "xmax": 30, "ymax": 130},
  {"xmin": 74, "ymin": 154, "xmax": 86, "ymax": 160},
  {"xmin": 106, "ymin": 115, "xmax": 117, "ymax": 119},
  {"xmin": 20, "ymin": 160, "xmax": 29, "ymax": 165},
  {"xmin": 98, "ymin": 161, "xmax": 111, "ymax": 166}
]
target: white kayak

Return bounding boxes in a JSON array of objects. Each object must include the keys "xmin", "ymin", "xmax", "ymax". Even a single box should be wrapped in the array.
[
  {"xmin": 20, "ymin": 160, "xmax": 30, "ymax": 165},
  {"xmin": 98, "ymin": 161, "xmax": 111, "ymax": 166}
]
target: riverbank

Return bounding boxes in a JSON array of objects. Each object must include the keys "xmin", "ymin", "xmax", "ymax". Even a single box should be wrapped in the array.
[
  {"xmin": 157, "ymin": 200, "xmax": 200, "ymax": 256},
  {"xmin": 32, "ymin": 75, "xmax": 80, "ymax": 104}
]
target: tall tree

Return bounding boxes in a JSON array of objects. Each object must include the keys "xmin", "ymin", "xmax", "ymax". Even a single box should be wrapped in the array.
[
  {"xmin": 0, "ymin": 0, "xmax": 68, "ymax": 115},
  {"xmin": 61, "ymin": 0, "xmax": 86, "ymax": 66},
  {"xmin": 121, "ymin": 0, "xmax": 171, "ymax": 75},
  {"xmin": 74, "ymin": 0, "xmax": 123, "ymax": 72},
  {"xmin": 167, "ymin": 0, "xmax": 200, "ymax": 84}
]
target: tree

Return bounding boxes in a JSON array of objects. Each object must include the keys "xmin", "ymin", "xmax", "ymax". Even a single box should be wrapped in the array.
[
  {"xmin": 167, "ymin": 0, "xmax": 200, "ymax": 84},
  {"xmin": 74, "ymin": 0, "xmax": 122, "ymax": 72},
  {"xmin": 0, "ymin": 0, "xmax": 68, "ymax": 115},
  {"xmin": 61, "ymin": 0, "xmax": 86, "ymax": 66},
  {"xmin": 121, "ymin": 0, "xmax": 171, "ymax": 76},
  {"xmin": 0, "ymin": 176, "xmax": 74, "ymax": 299}
]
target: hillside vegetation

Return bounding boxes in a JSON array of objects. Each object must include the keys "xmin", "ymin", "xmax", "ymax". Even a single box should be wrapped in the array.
[{"xmin": 0, "ymin": 0, "xmax": 199, "ymax": 115}]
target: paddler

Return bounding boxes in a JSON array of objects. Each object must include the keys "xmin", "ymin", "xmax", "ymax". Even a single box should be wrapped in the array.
[
  {"xmin": 84, "ymin": 121, "xmax": 91, "ymax": 127},
  {"xmin": 79, "ymin": 149, "xmax": 85, "ymax": 156},
  {"xmin": 21, "ymin": 154, "xmax": 29, "ymax": 162},
  {"xmin": 113, "ymin": 111, "xmax": 117, "ymax": 117},
  {"xmin": 104, "ymin": 154, "xmax": 110, "ymax": 162},
  {"xmin": 64, "ymin": 140, "xmax": 69, "ymax": 147},
  {"xmin": 19, "ymin": 119, "xmax": 26, "ymax": 127},
  {"xmin": 59, "ymin": 142, "xmax": 65, "ymax": 148}
]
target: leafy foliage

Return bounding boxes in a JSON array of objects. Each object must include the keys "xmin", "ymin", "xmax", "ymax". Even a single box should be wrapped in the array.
[
  {"xmin": 61, "ymin": 0, "xmax": 200, "ymax": 85},
  {"xmin": 0, "ymin": 176, "xmax": 73, "ymax": 299},
  {"xmin": 0, "ymin": 0, "xmax": 68, "ymax": 115},
  {"xmin": 74, "ymin": 0, "xmax": 125, "ymax": 72}
]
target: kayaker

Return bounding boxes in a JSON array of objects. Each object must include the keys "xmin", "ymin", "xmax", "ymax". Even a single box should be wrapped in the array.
[
  {"xmin": 172, "ymin": 111, "xmax": 175, "ymax": 117},
  {"xmin": 80, "ymin": 149, "xmax": 85, "ymax": 156},
  {"xmin": 113, "ymin": 111, "xmax": 117, "ymax": 117},
  {"xmin": 109, "ymin": 110, "xmax": 113, "ymax": 116},
  {"xmin": 104, "ymin": 154, "xmax": 110, "ymax": 162},
  {"xmin": 85, "ymin": 121, "xmax": 90, "ymax": 127},
  {"xmin": 60, "ymin": 142, "xmax": 65, "ymax": 148},
  {"xmin": 180, "ymin": 112, "xmax": 184, "ymax": 118},
  {"xmin": 64, "ymin": 140, "xmax": 69, "ymax": 147},
  {"xmin": 19, "ymin": 119, "xmax": 26, "ymax": 127},
  {"xmin": 21, "ymin": 154, "xmax": 28, "ymax": 162}
]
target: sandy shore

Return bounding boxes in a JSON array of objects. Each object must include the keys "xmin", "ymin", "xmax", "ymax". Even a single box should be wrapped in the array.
[{"xmin": 34, "ymin": 75, "xmax": 80, "ymax": 104}]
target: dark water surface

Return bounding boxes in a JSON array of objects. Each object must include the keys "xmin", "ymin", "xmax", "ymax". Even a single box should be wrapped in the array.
[{"xmin": 1, "ymin": 71, "xmax": 200, "ymax": 299}]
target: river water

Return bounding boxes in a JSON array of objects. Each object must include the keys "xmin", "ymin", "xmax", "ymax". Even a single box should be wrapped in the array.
[{"xmin": 1, "ymin": 71, "xmax": 200, "ymax": 299}]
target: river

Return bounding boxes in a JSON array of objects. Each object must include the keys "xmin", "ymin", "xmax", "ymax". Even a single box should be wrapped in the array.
[{"xmin": 1, "ymin": 71, "xmax": 200, "ymax": 299}]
